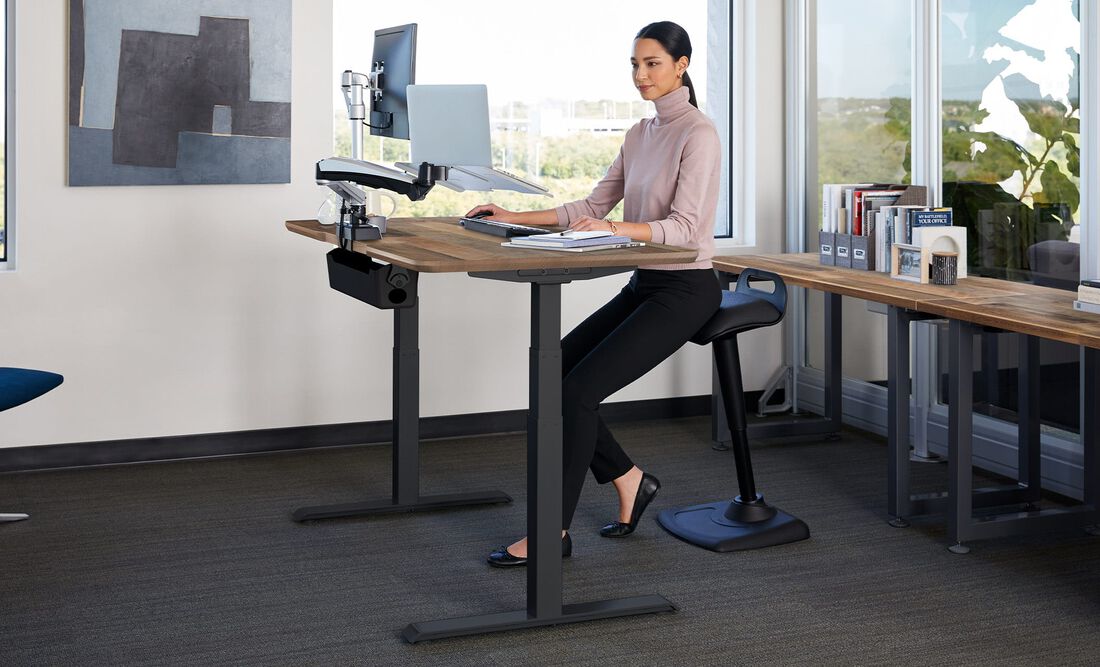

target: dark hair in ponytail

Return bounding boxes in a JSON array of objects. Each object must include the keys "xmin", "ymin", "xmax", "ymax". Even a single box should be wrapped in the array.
[{"xmin": 635, "ymin": 21, "xmax": 697, "ymax": 108}]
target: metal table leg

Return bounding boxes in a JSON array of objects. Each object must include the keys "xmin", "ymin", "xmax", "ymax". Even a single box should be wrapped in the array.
[
  {"xmin": 403, "ymin": 275, "xmax": 674, "ymax": 643},
  {"xmin": 293, "ymin": 299, "xmax": 511, "ymax": 522},
  {"xmin": 887, "ymin": 306, "xmax": 913, "ymax": 527},
  {"xmin": 1018, "ymin": 335, "xmax": 1041, "ymax": 507},
  {"xmin": 0, "ymin": 513, "xmax": 29, "ymax": 523},
  {"xmin": 947, "ymin": 319, "xmax": 976, "ymax": 554}
]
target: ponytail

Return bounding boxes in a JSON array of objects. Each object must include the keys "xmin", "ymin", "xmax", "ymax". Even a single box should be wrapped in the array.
[{"xmin": 680, "ymin": 70, "xmax": 698, "ymax": 108}]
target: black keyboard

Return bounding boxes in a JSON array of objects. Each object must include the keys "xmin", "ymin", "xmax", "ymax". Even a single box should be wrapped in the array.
[{"xmin": 459, "ymin": 217, "xmax": 549, "ymax": 237}]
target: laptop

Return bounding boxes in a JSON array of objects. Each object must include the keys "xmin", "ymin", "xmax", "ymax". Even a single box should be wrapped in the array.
[{"xmin": 401, "ymin": 84, "xmax": 549, "ymax": 195}]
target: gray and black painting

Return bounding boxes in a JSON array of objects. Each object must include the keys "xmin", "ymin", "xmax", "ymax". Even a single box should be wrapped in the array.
[{"xmin": 68, "ymin": 0, "xmax": 292, "ymax": 186}]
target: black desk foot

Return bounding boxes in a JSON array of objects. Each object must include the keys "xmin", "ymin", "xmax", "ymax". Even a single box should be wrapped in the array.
[
  {"xmin": 401, "ymin": 595, "xmax": 676, "ymax": 643},
  {"xmin": 657, "ymin": 501, "xmax": 809, "ymax": 552},
  {"xmin": 888, "ymin": 517, "xmax": 910, "ymax": 528},
  {"xmin": 292, "ymin": 491, "xmax": 512, "ymax": 522}
]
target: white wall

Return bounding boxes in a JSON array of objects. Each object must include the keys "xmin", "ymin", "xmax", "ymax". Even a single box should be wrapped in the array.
[{"xmin": 0, "ymin": 1, "xmax": 786, "ymax": 449}]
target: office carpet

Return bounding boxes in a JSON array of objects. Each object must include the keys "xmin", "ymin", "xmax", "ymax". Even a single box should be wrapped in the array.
[{"xmin": 2, "ymin": 417, "xmax": 1099, "ymax": 666}]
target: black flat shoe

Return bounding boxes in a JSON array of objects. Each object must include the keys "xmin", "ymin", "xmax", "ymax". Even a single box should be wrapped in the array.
[
  {"xmin": 600, "ymin": 472, "xmax": 661, "ymax": 538},
  {"xmin": 487, "ymin": 533, "xmax": 572, "ymax": 568}
]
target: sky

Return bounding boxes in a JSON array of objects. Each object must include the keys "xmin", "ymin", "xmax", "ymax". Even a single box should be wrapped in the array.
[
  {"xmin": 817, "ymin": 0, "xmax": 1079, "ymax": 101},
  {"xmin": 332, "ymin": 0, "xmax": 708, "ymax": 109}
]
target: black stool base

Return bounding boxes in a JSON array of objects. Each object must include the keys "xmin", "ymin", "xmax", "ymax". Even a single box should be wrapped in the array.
[{"xmin": 657, "ymin": 501, "xmax": 809, "ymax": 552}]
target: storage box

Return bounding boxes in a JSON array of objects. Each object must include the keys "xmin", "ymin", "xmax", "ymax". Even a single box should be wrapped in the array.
[
  {"xmin": 851, "ymin": 229, "xmax": 876, "ymax": 271},
  {"xmin": 834, "ymin": 233, "xmax": 853, "ymax": 268},
  {"xmin": 819, "ymin": 231, "xmax": 836, "ymax": 266}
]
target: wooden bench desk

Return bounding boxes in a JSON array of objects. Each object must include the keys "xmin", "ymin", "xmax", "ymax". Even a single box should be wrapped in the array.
[{"xmin": 712, "ymin": 253, "xmax": 1100, "ymax": 553}]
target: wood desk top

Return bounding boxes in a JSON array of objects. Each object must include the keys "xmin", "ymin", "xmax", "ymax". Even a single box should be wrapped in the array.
[
  {"xmin": 286, "ymin": 218, "xmax": 698, "ymax": 274},
  {"xmin": 714, "ymin": 253, "xmax": 1100, "ymax": 349}
]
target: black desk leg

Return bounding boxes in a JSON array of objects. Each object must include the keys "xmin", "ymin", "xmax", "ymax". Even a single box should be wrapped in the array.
[
  {"xmin": 402, "ymin": 280, "xmax": 674, "ymax": 643},
  {"xmin": 1018, "ymin": 335, "xmax": 1041, "ymax": 507},
  {"xmin": 947, "ymin": 319, "xmax": 976, "ymax": 554},
  {"xmin": 887, "ymin": 306, "xmax": 912, "ymax": 527},
  {"xmin": 824, "ymin": 292, "xmax": 843, "ymax": 434},
  {"xmin": 293, "ymin": 300, "xmax": 512, "ymax": 522}
]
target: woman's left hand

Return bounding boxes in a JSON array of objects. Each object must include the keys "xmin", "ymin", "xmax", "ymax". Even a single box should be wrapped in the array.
[{"xmin": 570, "ymin": 215, "xmax": 617, "ymax": 233}]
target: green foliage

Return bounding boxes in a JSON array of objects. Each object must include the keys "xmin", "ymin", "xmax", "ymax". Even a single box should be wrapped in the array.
[{"xmin": 539, "ymin": 134, "xmax": 621, "ymax": 180}]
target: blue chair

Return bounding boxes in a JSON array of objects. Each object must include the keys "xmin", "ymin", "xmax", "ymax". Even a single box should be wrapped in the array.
[
  {"xmin": 658, "ymin": 269, "xmax": 810, "ymax": 551},
  {"xmin": 1, "ymin": 367, "xmax": 64, "ymax": 523}
]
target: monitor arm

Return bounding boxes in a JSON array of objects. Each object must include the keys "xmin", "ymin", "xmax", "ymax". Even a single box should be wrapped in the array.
[{"xmin": 316, "ymin": 157, "xmax": 445, "ymax": 245}]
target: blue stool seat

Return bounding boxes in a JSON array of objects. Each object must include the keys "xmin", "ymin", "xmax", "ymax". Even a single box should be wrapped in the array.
[
  {"xmin": 1, "ymin": 367, "xmax": 64, "ymax": 524},
  {"xmin": 658, "ymin": 269, "xmax": 809, "ymax": 552},
  {"xmin": 0, "ymin": 368, "xmax": 64, "ymax": 412}
]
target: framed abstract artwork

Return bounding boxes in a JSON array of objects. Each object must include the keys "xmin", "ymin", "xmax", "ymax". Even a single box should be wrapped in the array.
[{"xmin": 68, "ymin": 0, "xmax": 292, "ymax": 186}]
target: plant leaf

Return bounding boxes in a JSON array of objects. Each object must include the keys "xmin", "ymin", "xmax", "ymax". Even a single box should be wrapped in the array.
[{"xmin": 1032, "ymin": 160, "xmax": 1079, "ymax": 211}]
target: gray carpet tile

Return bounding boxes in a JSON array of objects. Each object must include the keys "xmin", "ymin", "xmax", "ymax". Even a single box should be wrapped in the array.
[{"xmin": 2, "ymin": 416, "xmax": 1099, "ymax": 666}]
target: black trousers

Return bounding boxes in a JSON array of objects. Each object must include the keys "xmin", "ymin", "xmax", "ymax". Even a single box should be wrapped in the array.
[{"xmin": 560, "ymin": 268, "xmax": 721, "ymax": 529}]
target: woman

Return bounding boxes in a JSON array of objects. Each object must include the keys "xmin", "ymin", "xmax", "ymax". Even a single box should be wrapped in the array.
[{"xmin": 470, "ymin": 21, "xmax": 722, "ymax": 567}]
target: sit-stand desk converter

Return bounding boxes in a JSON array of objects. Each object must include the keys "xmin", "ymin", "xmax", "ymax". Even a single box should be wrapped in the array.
[
  {"xmin": 712, "ymin": 253, "xmax": 1100, "ymax": 553},
  {"xmin": 285, "ymin": 217, "xmax": 696, "ymax": 642}
]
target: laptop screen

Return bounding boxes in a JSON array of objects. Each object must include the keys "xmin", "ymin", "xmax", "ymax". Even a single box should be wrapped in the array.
[{"xmin": 406, "ymin": 84, "xmax": 494, "ymax": 168}]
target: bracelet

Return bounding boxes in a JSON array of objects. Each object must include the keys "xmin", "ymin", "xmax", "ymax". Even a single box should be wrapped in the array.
[{"xmin": 608, "ymin": 221, "xmax": 618, "ymax": 234}]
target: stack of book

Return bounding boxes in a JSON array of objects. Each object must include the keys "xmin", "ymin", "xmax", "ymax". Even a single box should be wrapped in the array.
[
  {"xmin": 1074, "ymin": 279, "xmax": 1100, "ymax": 315},
  {"xmin": 820, "ymin": 183, "xmax": 958, "ymax": 272},
  {"xmin": 503, "ymin": 230, "xmax": 644, "ymax": 252}
]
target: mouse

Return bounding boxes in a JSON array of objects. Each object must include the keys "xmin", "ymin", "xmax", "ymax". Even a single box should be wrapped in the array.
[{"xmin": 469, "ymin": 210, "xmax": 493, "ymax": 219}]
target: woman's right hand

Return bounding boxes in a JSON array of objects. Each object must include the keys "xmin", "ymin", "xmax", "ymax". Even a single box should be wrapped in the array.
[{"xmin": 465, "ymin": 203, "xmax": 515, "ymax": 222}]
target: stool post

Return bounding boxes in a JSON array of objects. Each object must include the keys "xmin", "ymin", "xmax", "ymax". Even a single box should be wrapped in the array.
[{"xmin": 713, "ymin": 337, "xmax": 757, "ymax": 501}]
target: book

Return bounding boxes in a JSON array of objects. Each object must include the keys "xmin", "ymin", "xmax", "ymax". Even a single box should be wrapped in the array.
[
  {"xmin": 1077, "ymin": 284, "xmax": 1100, "ymax": 304},
  {"xmin": 1073, "ymin": 299, "xmax": 1100, "ymax": 315},
  {"xmin": 501, "ymin": 241, "xmax": 646, "ymax": 252},
  {"xmin": 510, "ymin": 230, "xmax": 629, "ymax": 247},
  {"xmin": 908, "ymin": 209, "xmax": 952, "ymax": 244}
]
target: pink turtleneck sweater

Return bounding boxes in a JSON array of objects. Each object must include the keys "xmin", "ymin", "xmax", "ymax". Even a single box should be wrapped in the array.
[{"xmin": 554, "ymin": 86, "xmax": 721, "ymax": 270}]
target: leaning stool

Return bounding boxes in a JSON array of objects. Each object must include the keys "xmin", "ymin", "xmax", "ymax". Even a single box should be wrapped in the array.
[
  {"xmin": 657, "ymin": 269, "xmax": 810, "ymax": 551},
  {"xmin": 1, "ymin": 367, "xmax": 64, "ymax": 523}
]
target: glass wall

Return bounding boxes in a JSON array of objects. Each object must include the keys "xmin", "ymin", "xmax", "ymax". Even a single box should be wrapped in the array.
[
  {"xmin": 808, "ymin": 0, "xmax": 911, "ymax": 383},
  {"xmin": 331, "ymin": 1, "xmax": 727, "ymax": 234},
  {"xmin": 937, "ymin": 0, "xmax": 1082, "ymax": 437}
]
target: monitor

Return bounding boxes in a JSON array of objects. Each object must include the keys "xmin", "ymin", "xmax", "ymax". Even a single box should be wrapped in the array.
[{"xmin": 370, "ymin": 23, "xmax": 417, "ymax": 140}]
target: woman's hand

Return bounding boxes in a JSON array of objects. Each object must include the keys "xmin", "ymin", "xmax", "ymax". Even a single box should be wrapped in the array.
[
  {"xmin": 570, "ymin": 215, "xmax": 618, "ymax": 233},
  {"xmin": 465, "ymin": 203, "xmax": 515, "ymax": 222}
]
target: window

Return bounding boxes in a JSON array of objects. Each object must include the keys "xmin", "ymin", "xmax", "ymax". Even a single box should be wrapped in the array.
[
  {"xmin": 331, "ymin": 1, "xmax": 732, "ymax": 237},
  {"xmin": 941, "ymin": 0, "xmax": 1081, "ymax": 289},
  {"xmin": 808, "ymin": 0, "xmax": 911, "ymax": 383},
  {"xmin": 937, "ymin": 0, "xmax": 1083, "ymax": 438}
]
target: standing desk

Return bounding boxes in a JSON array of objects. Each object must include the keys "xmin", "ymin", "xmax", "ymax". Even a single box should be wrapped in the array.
[
  {"xmin": 712, "ymin": 253, "xmax": 1100, "ymax": 553},
  {"xmin": 286, "ymin": 217, "xmax": 696, "ymax": 642}
]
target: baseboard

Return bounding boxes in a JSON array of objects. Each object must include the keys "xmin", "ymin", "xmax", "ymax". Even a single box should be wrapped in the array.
[{"xmin": 0, "ymin": 394, "xmax": 734, "ymax": 473}]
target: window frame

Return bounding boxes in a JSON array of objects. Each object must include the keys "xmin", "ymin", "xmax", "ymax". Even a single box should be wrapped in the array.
[{"xmin": 0, "ymin": 0, "xmax": 12, "ymax": 270}]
